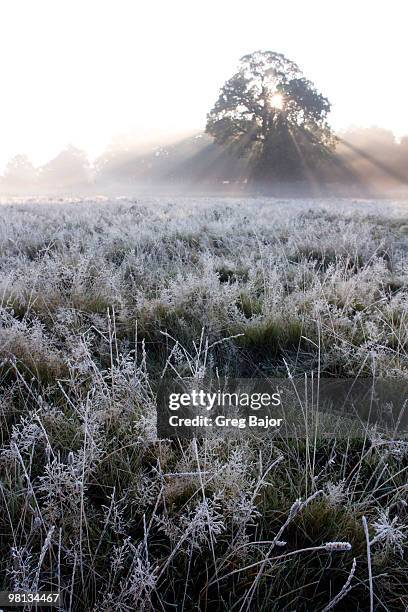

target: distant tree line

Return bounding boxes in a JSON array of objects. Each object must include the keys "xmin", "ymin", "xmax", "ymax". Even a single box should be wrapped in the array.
[
  {"xmin": 1, "ymin": 145, "xmax": 91, "ymax": 194},
  {"xmin": 1, "ymin": 128, "xmax": 408, "ymax": 194}
]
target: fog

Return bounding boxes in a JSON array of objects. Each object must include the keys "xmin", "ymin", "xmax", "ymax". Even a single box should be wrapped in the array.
[
  {"xmin": 1, "ymin": 1, "xmax": 407, "ymax": 200},
  {"xmin": 0, "ymin": 126, "xmax": 407, "ymax": 199}
]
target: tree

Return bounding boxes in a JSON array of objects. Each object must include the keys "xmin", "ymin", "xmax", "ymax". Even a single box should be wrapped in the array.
[
  {"xmin": 39, "ymin": 145, "xmax": 91, "ymax": 191},
  {"xmin": 3, "ymin": 154, "xmax": 38, "ymax": 191},
  {"xmin": 206, "ymin": 51, "xmax": 335, "ymax": 181}
]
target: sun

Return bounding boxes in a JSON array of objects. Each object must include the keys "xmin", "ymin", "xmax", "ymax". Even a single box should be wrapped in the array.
[{"xmin": 270, "ymin": 93, "xmax": 284, "ymax": 110}]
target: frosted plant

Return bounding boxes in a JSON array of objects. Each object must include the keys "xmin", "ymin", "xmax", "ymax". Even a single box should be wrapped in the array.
[
  {"xmin": 37, "ymin": 458, "xmax": 82, "ymax": 524},
  {"xmin": 187, "ymin": 497, "xmax": 226, "ymax": 548},
  {"xmin": 127, "ymin": 469, "xmax": 162, "ymax": 513},
  {"xmin": 8, "ymin": 546, "xmax": 34, "ymax": 592},
  {"xmin": 224, "ymin": 492, "xmax": 261, "ymax": 526},
  {"xmin": 132, "ymin": 411, "xmax": 157, "ymax": 443},
  {"xmin": 386, "ymin": 441, "xmax": 408, "ymax": 460},
  {"xmin": 96, "ymin": 539, "xmax": 158, "ymax": 612},
  {"xmin": 68, "ymin": 334, "xmax": 96, "ymax": 375},
  {"xmin": 74, "ymin": 398, "xmax": 105, "ymax": 471},
  {"xmin": 0, "ymin": 314, "xmax": 65, "ymax": 377},
  {"xmin": 123, "ymin": 554, "xmax": 158, "ymax": 610},
  {"xmin": 208, "ymin": 446, "xmax": 254, "ymax": 498},
  {"xmin": 324, "ymin": 542, "xmax": 352, "ymax": 552},
  {"xmin": 110, "ymin": 537, "xmax": 133, "ymax": 575},
  {"xmin": 101, "ymin": 492, "xmax": 128, "ymax": 535},
  {"xmin": 368, "ymin": 428, "xmax": 408, "ymax": 460},
  {"xmin": 371, "ymin": 509, "xmax": 407, "ymax": 557},
  {"xmin": 157, "ymin": 495, "xmax": 225, "ymax": 551},
  {"xmin": 324, "ymin": 480, "xmax": 348, "ymax": 507},
  {"xmin": 2, "ymin": 413, "xmax": 44, "ymax": 459},
  {"xmin": 368, "ymin": 427, "xmax": 386, "ymax": 450}
]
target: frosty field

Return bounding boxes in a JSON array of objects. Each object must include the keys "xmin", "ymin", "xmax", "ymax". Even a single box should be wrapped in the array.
[{"xmin": 1, "ymin": 195, "xmax": 408, "ymax": 610}]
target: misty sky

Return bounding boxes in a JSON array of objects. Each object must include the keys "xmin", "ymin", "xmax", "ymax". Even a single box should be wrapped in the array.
[{"xmin": 0, "ymin": 0, "xmax": 407, "ymax": 171}]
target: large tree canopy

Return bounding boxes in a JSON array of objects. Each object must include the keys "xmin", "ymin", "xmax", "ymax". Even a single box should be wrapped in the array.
[{"xmin": 206, "ymin": 51, "xmax": 336, "ymax": 181}]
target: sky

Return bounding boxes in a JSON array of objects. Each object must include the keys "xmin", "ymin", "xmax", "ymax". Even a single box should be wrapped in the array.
[{"xmin": 0, "ymin": 0, "xmax": 407, "ymax": 171}]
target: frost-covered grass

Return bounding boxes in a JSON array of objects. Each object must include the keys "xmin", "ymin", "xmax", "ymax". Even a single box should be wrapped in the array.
[{"xmin": 1, "ymin": 195, "xmax": 408, "ymax": 610}]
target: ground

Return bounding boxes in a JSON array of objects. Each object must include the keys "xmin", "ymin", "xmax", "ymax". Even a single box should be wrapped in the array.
[{"xmin": 1, "ymin": 196, "xmax": 408, "ymax": 611}]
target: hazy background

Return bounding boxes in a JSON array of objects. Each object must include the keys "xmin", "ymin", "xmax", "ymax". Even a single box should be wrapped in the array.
[{"xmin": 0, "ymin": 0, "xmax": 407, "ymax": 195}]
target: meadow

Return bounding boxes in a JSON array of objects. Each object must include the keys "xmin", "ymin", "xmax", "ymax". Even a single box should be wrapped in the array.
[{"xmin": 1, "ymin": 195, "xmax": 408, "ymax": 610}]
